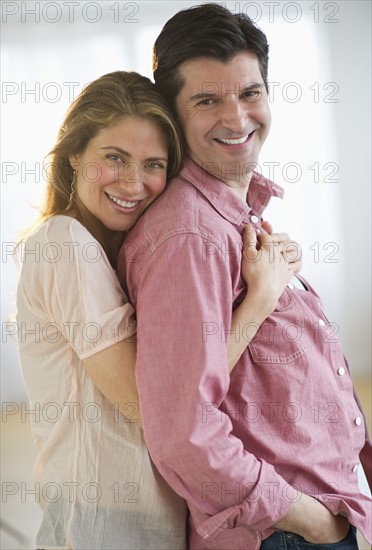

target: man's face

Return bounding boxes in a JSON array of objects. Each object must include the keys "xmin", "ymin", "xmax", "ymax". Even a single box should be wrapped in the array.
[{"xmin": 175, "ymin": 51, "xmax": 271, "ymax": 191}]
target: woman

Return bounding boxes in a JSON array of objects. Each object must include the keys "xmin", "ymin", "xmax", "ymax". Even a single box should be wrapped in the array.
[{"xmin": 16, "ymin": 71, "xmax": 296, "ymax": 550}]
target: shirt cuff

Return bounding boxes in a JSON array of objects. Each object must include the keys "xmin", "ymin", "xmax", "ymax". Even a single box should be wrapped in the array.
[{"xmin": 195, "ymin": 481, "xmax": 295, "ymax": 541}]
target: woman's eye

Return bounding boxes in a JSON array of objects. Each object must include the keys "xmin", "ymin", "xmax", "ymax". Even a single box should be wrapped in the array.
[
  {"xmin": 106, "ymin": 154, "xmax": 123, "ymax": 162},
  {"xmin": 146, "ymin": 162, "xmax": 166, "ymax": 169}
]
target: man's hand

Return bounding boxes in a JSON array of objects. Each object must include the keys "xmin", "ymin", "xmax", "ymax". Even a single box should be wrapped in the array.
[
  {"xmin": 274, "ymin": 493, "xmax": 350, "ymax": 544},
  {"xmin": 304, "ymin": 514, "xmax": 350, "ymax": 544},
  {"xmin": 261, "ymin": 220, "xmax": 303, "ymax": 274}
]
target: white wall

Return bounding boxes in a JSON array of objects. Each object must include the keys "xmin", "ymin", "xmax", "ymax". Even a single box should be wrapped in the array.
[{"xmin": 1, "ymin": 1, "xmax": 371, "ymax": 402}]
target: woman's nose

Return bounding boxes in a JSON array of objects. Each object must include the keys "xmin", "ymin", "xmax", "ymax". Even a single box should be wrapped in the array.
[{"xmin": 118, "ymin": 163, "xmax": 144, "ymax": 195}]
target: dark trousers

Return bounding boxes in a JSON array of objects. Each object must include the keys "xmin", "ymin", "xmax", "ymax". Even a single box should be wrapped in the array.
[{"xmin": 260, "ymin": 526, "xmax": 358, "ymax": 550}]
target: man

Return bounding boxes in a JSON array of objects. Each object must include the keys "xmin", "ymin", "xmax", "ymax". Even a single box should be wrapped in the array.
[{"xmin": 118, "ymin": 4, "xmax": 371, "ymax": 549}]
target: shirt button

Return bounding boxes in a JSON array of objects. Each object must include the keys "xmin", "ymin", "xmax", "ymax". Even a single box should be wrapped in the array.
[
  {"xmin": 287, "ymin": 283, "xmax": 294, "ymax": 290},
  {"xmin": 354, "ymin": 416, "xmax": 362, "ymax": 426},
  {"xmin": 352, "ymin": 464, "xmax": 359, "ymax": 473},
  {"xmin": 337, "ymin": 367, "xmax": 345, "ymax": 376},
  {"xmin": 318, "ymin": 319, "xmax": 326, "ymax": 328},
  {"xmin": 250, "ymin": 215, "xmax": 259, "ymax": 224}
]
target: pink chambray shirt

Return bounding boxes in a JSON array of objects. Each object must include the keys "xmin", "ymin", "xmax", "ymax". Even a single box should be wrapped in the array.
[{"xmin": 118, "ymin": 155, "xmax": 372, "ymax": 549}]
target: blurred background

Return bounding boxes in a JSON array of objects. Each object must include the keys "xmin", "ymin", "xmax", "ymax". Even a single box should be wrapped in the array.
[{"xmin": 1, "ymin": 1, "xmax": 371, "ymax": 548}]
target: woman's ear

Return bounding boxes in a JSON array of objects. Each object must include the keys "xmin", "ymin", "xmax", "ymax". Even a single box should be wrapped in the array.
[{"xmin": 68, "ymin": 154, "xmax": 79, "ymax": 171}]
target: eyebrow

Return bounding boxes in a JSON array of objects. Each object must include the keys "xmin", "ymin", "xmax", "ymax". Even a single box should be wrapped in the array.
[
  {"xmin": 100, "ymin": 146, "xmax": 168, "ymax": 162},
  {"xmin": 189, "ymin": 82, "xmax": 264, "ymax": 102}
]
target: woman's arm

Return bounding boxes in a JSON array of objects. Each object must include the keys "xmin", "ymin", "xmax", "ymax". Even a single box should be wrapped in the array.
[
  {"xmin": 83, "ymin": 334, "xmax": 142, "ymax": 428},
  {"xmin": 84, "ymin": 224, "xmax": 302, "ymax": 425}
]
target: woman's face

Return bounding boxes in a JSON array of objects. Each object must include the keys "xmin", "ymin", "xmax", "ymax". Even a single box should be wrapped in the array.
[{"xmin": 71, "ymin": 116, "xmax": 169, "ymax": 231}]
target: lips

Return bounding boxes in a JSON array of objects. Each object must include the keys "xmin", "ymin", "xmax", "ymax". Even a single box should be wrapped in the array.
[
  {"xmin": 106, "ymin": 192, "xmax": 141, "ymax": 208},
  {"xmin": 215, "ymin": 135, "xmax": 249, "ymax": 145},
  {"xmin": 213, "ymin": 131, "xmax": 256, "ymax": 152},
  {"xmin": 214, "ymin": 130, "xmax": 255, "ymax": 146}
]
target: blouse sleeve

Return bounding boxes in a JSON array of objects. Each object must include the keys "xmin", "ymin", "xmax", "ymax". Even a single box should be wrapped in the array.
[{"xmin": 18, "ymin": 216, "xmax": 136, "ymax": 359}]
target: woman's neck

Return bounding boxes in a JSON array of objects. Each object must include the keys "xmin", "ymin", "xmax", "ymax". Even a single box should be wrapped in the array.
[{"xmin": 69, "ymin": 203, "xmax": 125, "ymax": 269}]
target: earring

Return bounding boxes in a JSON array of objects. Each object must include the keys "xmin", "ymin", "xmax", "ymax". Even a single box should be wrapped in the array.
[{"xmin": 67, "ymin": 169, "xmax": 76, "ymax": 210}]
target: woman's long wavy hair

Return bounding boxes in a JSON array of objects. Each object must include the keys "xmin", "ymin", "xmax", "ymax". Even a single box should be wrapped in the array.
[{"xmin": 24, "ymin": 70, "xmax": 183, "ymax": 238}]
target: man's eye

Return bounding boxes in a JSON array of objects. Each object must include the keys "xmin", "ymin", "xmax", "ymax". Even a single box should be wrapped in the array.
[
  {"xmin": 196, "ymin": 98, "xmax": 215, "ymax": 107},
  {"xmin": 242, "ymin": 90, "xmax": 261, "ymax": 101}
]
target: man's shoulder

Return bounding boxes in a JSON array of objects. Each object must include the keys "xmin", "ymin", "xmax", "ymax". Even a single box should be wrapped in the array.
[
  {"xmin": 143, "ymin": 176, "xmax": 197, "ymax": 232},
  {"xmin": 128, "ymin": 176, "xmax": 228, "ymax": 245}
]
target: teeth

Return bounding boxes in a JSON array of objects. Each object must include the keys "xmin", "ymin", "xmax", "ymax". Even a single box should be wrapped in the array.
[
  {"xmin": 107, "ymin": 194, "xmax": 139, "ymax": 208},
  {"xmin": 217, "ymin": 135, "xmax": 249, "ymax": 145}
]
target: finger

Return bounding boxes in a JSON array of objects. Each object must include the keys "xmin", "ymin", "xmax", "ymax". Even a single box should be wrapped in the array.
[
  {"xmin": 242, "ymin": 224, "xmax": 259, "ymax": 261},
  {"xmin": 268, "ymin": 232, "xmax": 290, "ymax": 245},
  {"xmin": 282, "ymin": 242, "xmax": 302, "ymax": 262},
  {"xmin": 243, "ymin": 223, "xmax": 258, "ymax": 246},
  {"xmin": 288, "ymin": 259, "xmax": 302, "ymax": 273},
  {"xmin": 256, "ymin": 233, "xmax": 283, "ymax": 261},
  {"xmin": 256, "ymin": 231, "xmax": 274, "ymax": 248},
  {"xmin": 283, "ymin": 247, "xmax": 298, "ymax": 261},
  {"xmin": 284, "ymin": 253, "xmax": 302, "ymax": 266},
  {"xmin": 261, "ymin": 220, "xmax": 273, "ymax": 234}
]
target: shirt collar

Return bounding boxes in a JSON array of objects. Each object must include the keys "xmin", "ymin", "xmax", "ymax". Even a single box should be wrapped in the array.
[{"xmin": 177, "ymin": 155, "xmax": 284, "ymax": 227}]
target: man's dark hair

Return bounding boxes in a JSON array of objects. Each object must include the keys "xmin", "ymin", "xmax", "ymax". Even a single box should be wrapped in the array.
[{"xmin": 153, "ymin": 3, "xmax": 269, "ymax": 110}]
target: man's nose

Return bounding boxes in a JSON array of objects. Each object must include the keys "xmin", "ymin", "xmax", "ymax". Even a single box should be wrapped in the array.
[
  {"xmin": 119, "ymin": 163, "xmax": 144, "ymax": 194},
  {"xmin": 220, "ymin": 97, "xmax": 247, "ymax": 133}
]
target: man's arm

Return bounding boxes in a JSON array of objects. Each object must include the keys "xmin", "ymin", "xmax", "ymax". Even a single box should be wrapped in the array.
[
  {"xmin": 83, "ymin": 228, "xmax": 296, "ymax": 428},
  {"xmin": 129, "ymin": 230, "xmax": 350, "ymax": 542},
  {"xmin": 130, "ymin": 232, "xmax": 294, "ymax": 534},
  {"xmin": 84, "ymin": 228, "xmax": 299, "ymax": 434}
]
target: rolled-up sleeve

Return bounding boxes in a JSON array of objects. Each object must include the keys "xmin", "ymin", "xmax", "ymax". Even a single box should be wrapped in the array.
[{"xmin": 128, "ymin": 232, "xmax": 294, "ymax": 538}]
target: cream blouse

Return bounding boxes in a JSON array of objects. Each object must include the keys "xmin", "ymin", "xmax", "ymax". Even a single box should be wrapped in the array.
[{"xmin": 16, "ymin": 216, "xmax": 187, "ymax": 550}]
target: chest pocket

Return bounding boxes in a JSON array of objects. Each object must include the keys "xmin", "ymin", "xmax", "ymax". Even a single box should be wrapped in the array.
[{"xmin": 248, "ymin": 288, "xmax": 310, "ymax": 364}]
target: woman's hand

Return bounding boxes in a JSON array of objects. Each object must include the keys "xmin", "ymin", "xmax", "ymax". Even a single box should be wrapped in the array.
[
  {"xmin": 228, "ymin": 223, "xmax": 298, "ymax": 371},
  {"xmin": 241, "ymin": 224, "xmax": 294, "ymax": 315},
  {"xmin": 262, "ymin": 220, "xmax": 303, "ymax": 274}
]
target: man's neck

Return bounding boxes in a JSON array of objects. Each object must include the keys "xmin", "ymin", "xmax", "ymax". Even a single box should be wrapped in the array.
[
  {"xmin": 186, "ymin": 153, "xmax": 254, "ymax": 203},
  {"xmin": 224, "ymin": 179, "xmax": 251, "ymax": 203},
  {"xmin": 211, "ymin": 168, "xmax": 253, "ymax": 204}
]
